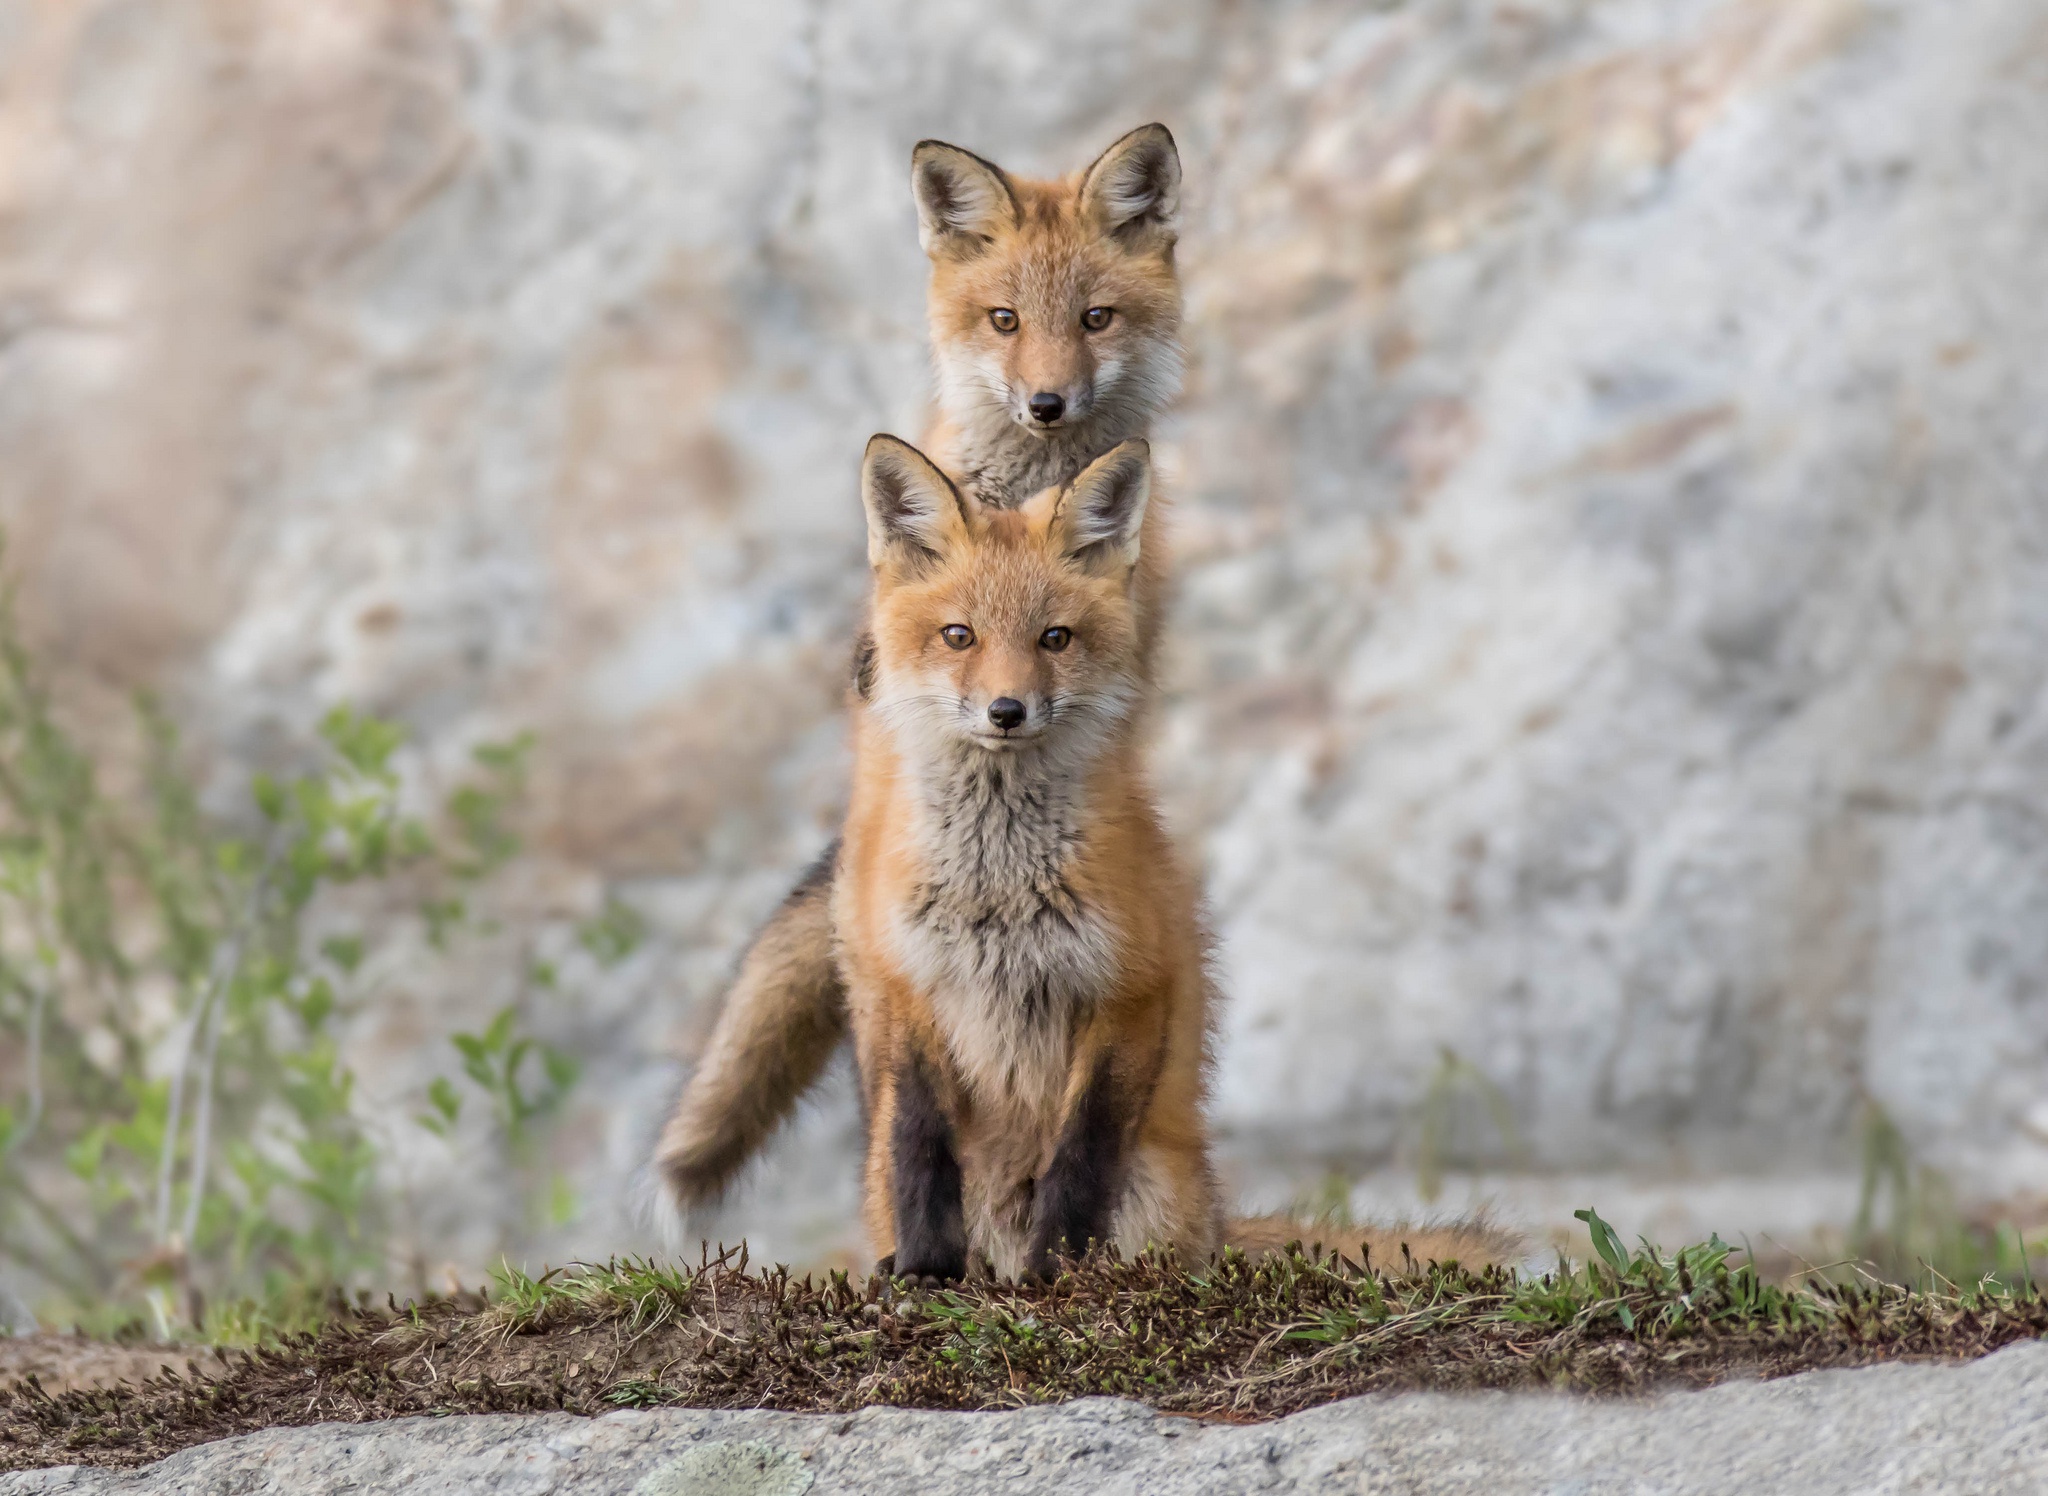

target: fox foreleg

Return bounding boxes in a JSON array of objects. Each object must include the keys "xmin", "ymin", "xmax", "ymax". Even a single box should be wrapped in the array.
[
  {"xmin": 1024, "ymin": 1056, "xmax": 1126, "ymax": 1279},
  {"xmin": 882, "ymin": 1051, "xmax": 968, "ymax": 1283}
]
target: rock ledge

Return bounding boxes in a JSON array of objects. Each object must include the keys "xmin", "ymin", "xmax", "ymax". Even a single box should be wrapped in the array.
[{"xmin": 7, "ymin": 1341, "xmax": 2046, "ymax": 1494}]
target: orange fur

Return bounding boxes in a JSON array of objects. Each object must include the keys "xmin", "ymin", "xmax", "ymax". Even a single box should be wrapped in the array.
[{"xmin": 840, "ymin": 435, "xmax": 1217, "ymax": 1279}]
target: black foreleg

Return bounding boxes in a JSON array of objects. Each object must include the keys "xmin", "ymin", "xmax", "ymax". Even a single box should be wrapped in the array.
[
  {"xmin": 1025, "ymin": 1057, "xmax": 1125, "ymax": 1278},
  {"xmin": 887, "ymin": 1052, "xmax": 967, "ymax": 1282}
]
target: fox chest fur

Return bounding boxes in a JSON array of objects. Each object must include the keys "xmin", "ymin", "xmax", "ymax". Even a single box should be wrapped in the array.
[{"xmin": 883, "ymin": 752, "xmax": 1119, "ymax": 1112}]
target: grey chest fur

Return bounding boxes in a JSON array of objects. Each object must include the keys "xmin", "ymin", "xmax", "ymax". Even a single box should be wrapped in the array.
[
  {"xmin": 955, "ymin": 425, "xmax": 1099, "ymax": 512},
  {"xmin": 889, "ymin": 757, "xmax": 1118, "ymax": 1095}
]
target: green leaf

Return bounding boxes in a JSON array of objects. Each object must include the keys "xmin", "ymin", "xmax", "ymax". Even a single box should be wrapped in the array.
[
  {"xmin": 544, "ymin": 1171, "xmax": 577, "ymax": 1227},
  {"xmin": 418, "ymin": 1076, "xmax": 464, "ymax": 1137},
  {"xmin": 577, "ymin": 899, "xmax": 647, "ymax": 969},
  {"xmin": 1575, "ymin": 1207, "xmax": 1628, "ymax": 1275},
  {"xmin": 321, "ymin": 935, "xmax": 365, "ymax": 975},
  {"xmin": 471, "ymin": 732, "xmax": 536, "ymax": 779},
  {"xmin": 541, "ymin": 1047, "xmax": 580, "ymax": 1093},
  {"xmin": 251, "ymin": 773, "xmax": 287, "ymax": 823},
  {"xmin": 421, "ymin": 897, "xmax": 465, "ymax": 949},
  {"xmin": 64, "ymin": 1125, "xmax": 110, "ymax": 1183},
  {"xmin": 447, "ymin": 784, "xmax": 520, "ymax": 878},
  {"xmin": 482, "ymin": 1007, "xmax": 518, "ymax": 1054},
  {"xmin": 295, "ymin": 976, "xmax": 335, "ymax": 1031},
  {"xmin": 319, "ymin": 706, "xmax": 406, "ymax": 780}
]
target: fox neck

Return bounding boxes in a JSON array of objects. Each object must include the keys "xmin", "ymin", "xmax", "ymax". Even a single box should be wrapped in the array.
[
  {"xmin": 887, "ymin": 714, "xmax": 1124, "ymax": 900},
  {"xmin": 929, "ymin": 359, "xmax": 1170, "ymax": 511},
  {"xmin": 891, "ymin": 736, "xmax": 1123, "ymax": 1087},
  {"xmin": 942, "ymin": 413, "xmax": 1133, "ymax": 511},
  {"xmin": 929, "ymin": 752, "xmax": 1074, "ymax": 890}
]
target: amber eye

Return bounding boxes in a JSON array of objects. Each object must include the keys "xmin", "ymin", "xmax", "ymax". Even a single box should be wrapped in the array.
[
  {"xmin": 1039, "ymin": 626, "xmax": 1072, "ymax": 652},
  {"xmin": 942, "ymin": 625, "xmax": 975, "ymax": 650},
  {"xmin": 989, "ymin": 308, "xmax": 1019, "ymax": 334},
  {"xmin": 1082, "ymin": 306, "xmax": 1114, "ymax": 331}
]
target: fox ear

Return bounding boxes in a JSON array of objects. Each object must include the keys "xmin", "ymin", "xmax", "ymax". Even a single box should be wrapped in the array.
[
  {"xmin": 1057, "ymin": 440, "xmax": 1151, "ymax": 576},
  {"xmin": 911, "ymin": 141, "xmax": 1018, "ymax": 257},
  {"xmin": 1080, "ymin": 124, "xmax": 1180, "ymax": 241},
  {"xmin": 861, "ymin": 434, "xmax": 970, "ymax": 572}
]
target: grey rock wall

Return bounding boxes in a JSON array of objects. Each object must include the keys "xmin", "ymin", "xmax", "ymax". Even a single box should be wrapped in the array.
[{"xmin": 1, "ymin": 0, "xmax": 2046, "ymax": 1269}]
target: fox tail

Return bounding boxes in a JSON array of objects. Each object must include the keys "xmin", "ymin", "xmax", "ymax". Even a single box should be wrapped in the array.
[
  {"xmin": 1223, "ymin": 1212, "xmax": 1523, "ymax": 1272},
  {"xmin": 655, "ymin": 843, "xmax": 846, "ymax": 1208}
]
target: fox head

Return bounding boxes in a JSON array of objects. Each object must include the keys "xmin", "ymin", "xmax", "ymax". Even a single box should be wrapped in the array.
[
  {"xmin": 858, "ymin": 434, "xmax": 1152, "ymax": 762},
  {"xmin": 912, "ymin": 124, "xmax": 1183, "ymax": 450}
]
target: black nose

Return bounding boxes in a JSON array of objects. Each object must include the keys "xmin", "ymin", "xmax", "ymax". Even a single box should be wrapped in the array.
[
  {"xmin": 1027, "ymin": 393, "xmax": 1065, "ymax": 425},
  {"xmin": 988, "ymin": 698, "xmax": 1026, "ymax": 731}
]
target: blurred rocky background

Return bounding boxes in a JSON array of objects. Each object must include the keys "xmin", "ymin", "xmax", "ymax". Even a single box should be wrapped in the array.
[{"xmin": 1, "ymin": 0, "xmax": 2045, "ymax": 1279}]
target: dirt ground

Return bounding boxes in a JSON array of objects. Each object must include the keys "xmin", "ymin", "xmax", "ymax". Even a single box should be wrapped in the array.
[
  {"xmin": 0, "ymin": 1251, "xmax": 2042, "ymax": 1473},
  {"xmin": 0, "ymin": 1337, "xmax": 226, "ymax": 1398}
]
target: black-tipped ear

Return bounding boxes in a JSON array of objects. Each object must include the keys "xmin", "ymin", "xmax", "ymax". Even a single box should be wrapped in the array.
[
  {"xmin": 911, "ymin": 141, "xmax": 1018, "ymax": 257},
  {"xmin": 1080, "ymin": 124, "xmax": 1180, "ymax": 241},
  {"xmin": 1059, "ymin": 440, "xmax": 1151, "ymax": 575},
  {"xmin": 861, "ymin": 434, "xmax": 970, "ymax": 571}
]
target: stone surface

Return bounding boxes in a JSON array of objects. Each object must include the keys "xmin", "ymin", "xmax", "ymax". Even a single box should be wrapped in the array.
[
  {"xmin": 7, "ymin": 1342, "xmax": 2048, "ymax": 1494},
  {"xmin": 2, "ymin": 0, "xmax": 2047, "ymax": 1271}
]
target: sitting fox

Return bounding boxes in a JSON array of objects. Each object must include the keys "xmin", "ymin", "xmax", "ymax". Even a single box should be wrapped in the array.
[
  {"xmin": 657, "ymin": 123, "xmax": 1187, "ymax": 1209},
  {"xmin": 843, "ymin": 434, "xmax": 1211, "ymax": 1277}
]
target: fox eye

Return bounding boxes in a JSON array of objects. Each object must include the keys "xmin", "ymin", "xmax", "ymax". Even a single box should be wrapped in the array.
[
  {"xmin": 1039, "ymin": 626, "xmax": 1072, "ymax": 652},
  {"xmin": 941, "ymin": 624, "xmax": 976, "ymax": 650},
  {"xmin": 989, "ymin": 308, "xmax": 1019, "ymax": 334},
  {"xmin": 1082, "ymin": 306, "xmax": 1114, "ymax": 331}
]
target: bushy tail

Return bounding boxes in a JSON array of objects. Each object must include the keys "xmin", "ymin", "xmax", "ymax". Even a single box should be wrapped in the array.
[
  {"xmin": 655, "ymin": 844, "xmax": 846, "ymax": 1208},
  {"xmin": 1224, "ymin": 1213, "xmax": 1522, "ymax": 1272}
]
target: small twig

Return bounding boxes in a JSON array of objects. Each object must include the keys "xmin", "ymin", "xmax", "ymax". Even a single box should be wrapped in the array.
[
  {"xmin": 176, "ymin": 974, "xmax": 232, "ymax": 1250},
  {"xmin": 0, "ymin": 1212, "xmax": 99, "ymax": 1300},
  {"xmin": 153, "ymin": 989, "xmax": 209, "ymax": 1244},
  {"xmin": 155, "ymin": 830, "xmax": 283, "ymax": 1250},
  {"xmin": 1783, "ymin": 1257, "xmax": 1859, "ymax": 1282},
  {"xmin": 9, "ymin": 980, "xmax": 47, "ymax": 1153},
  {"xmin": 0, "ymin": 1164, "xmax": 112, "ymax": 1290}
]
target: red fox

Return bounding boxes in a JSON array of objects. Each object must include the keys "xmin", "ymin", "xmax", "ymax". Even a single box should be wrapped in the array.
[
  {"xmin": 841, "ymin": 433, "xmax": 1214, "ymax": 1277},
  {"xmin": 658, "ymin": 125, "xmax": 1185, "ymax": 1209},
  {"xmin": 677, "ymin": 430, "xmax": 1518, "ymax": 1278}
]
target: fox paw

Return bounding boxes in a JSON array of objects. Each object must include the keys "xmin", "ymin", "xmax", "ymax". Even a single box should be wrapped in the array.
[{"xmin": 878, "ymin": 1251, "xmax": 962, "ymax": 1287}]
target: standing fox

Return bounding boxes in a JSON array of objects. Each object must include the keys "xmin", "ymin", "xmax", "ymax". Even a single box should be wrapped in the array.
[
  {"xmin": 657, "ymin": 124, "xmax": 1186, "ymax": 1208},
  {"xmin": 843, "ymin": 434, "xmax": 1214, "ymax": 1277}
]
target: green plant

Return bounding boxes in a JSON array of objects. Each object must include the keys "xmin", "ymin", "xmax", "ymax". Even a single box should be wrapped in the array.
[
  {"xmin": 416, "ymin": 893, "xmax": 641, "ymax": 1236},
  {"xmin": 1846, "ymin": 1104, "xmax": 2047, "ymax": 1291},
  {"xmin": 446, "ymin": 1007, "xmax": 580, "ymax": 1158},
  {"xmin": 0, "ymin": 558, "xmax": 590, "ymax": 1336},
  {"xmin": 1414, "ymin": 1045, "xmax": 1525, "ymax": 1203}
]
